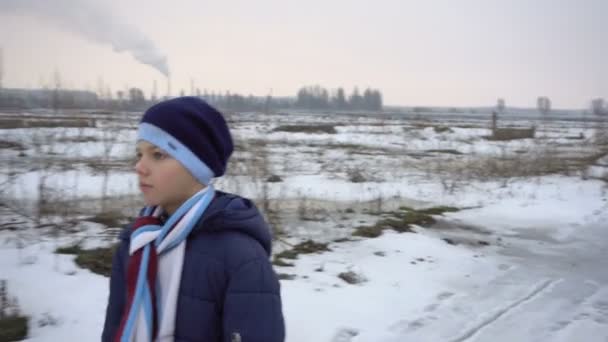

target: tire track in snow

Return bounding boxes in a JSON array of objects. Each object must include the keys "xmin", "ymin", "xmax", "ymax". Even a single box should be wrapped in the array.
[{"xmin": 450, "ymin": 278, "xmax": 560, "ymax": 342}]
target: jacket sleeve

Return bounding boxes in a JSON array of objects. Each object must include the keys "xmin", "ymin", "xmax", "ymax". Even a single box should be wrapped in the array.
[
  {"xmin": 101, "ymin": 240, "xmax": 128, "ymax": 342},
  {"xmin": 222, "ymin": 257, "xmax": 285, "ymax": 342}
]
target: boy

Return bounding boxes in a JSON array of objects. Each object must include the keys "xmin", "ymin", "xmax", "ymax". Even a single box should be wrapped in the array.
[{"xmin": 101, "ymin": 97, "xmax": 285, "ymax": 342}]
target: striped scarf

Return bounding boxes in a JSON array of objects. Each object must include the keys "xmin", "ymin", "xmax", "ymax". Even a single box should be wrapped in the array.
[{"xmin": 115, "ymin": 186, "xmax": 215, "ymax": 342}]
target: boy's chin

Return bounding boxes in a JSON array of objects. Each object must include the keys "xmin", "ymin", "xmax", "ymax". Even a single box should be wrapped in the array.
[{"xmin": 142, "ymin": 195, "xmax": 161, "ymax": 207}]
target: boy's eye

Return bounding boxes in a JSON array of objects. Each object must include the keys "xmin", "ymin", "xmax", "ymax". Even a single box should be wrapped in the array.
[
  {"xmin": 135, "ymin": 152, "xmax": 142, "ymax": 161},
  {"xmin": 153, "ymin": 151, "xmax": 167, "ymax": 160}
]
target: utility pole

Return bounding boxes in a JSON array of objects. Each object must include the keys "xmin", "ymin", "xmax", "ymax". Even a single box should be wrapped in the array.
[
  {"xmin": 0, "ymin": 47, "xmax": 4, "ymax": 90},
  {"xmin": 52, "ymin": 69, "xmax": 62, "ymax": 112},
  {"xmin": 152, "ymin": 80, "xmax": 158, "ymax": 101},
  {"xmin": 166, "ymin": 78, "xmax": 172, "ymax": 99}
]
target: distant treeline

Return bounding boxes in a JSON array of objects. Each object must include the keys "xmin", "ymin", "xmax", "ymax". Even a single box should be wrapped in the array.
[
  {"xmin": 0, "ymin": 88, "xmax": 99, "ymax": 110},
  {"xmin": 0, "ymin": 84, "xmax": 384, "ymax": 112},
  {"xmin": 295, "ymin": 85, "xmax": 382, "ymax": 111},
  {"xmin": 201, "ymin": 85, "xmax": 383, "ymax": 112}
]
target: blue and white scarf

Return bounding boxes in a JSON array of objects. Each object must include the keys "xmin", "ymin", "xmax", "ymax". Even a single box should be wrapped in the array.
[{"xmin": 116, "ymin": 186, "xmax": 215, "ymax": 342}]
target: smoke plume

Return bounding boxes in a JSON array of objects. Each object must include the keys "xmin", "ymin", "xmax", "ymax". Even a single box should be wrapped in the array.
[{"xmin": 0, "ymin": 0, "xmax": 170, "ymax": 77}]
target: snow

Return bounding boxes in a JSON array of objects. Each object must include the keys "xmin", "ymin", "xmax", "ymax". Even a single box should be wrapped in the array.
[
  {"xmin": 2, "ymin": 127, "xmax": 135, "ymax": 156},
  {"xmin": 1, "ymin": 170, "xmax": 138, "ymax": 201},
  {"xmin": 2, "ymin": 174, "xmax": 606, "ymax": 341},
  {"xmin": 280, "ymin": 231, "xmax": 499, "ymax": 342},
  {"xmin": 0, "ymin": 245, "xmax": 109, "ymax": 341},
  {"xmin": 1, "ymin": 110, "xmax": 607, "ymax": 341},
  {"xmin": 0, "ymin": 222, "xmax": 111, "ymax": 342}
]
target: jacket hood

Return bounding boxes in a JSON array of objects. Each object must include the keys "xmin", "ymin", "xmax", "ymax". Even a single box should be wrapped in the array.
[{"xmin": 120, "ymin": 191, "xmax": 272, "ymax": 256}]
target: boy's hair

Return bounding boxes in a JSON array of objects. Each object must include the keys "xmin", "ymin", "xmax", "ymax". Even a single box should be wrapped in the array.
[{"xmin": 137, "ymin": 97, "xmax": 233, "ymax": 185}]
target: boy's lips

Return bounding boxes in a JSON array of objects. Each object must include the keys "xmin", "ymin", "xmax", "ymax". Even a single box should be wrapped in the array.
[{"xmin": 139, "ymin": 182, "xmax": 153, "ymax": 192}]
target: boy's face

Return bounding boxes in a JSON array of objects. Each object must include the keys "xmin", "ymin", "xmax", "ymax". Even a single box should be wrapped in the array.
[{"xmin": 135, "ymin": 140, "xmax": 204, "ymax": 214}]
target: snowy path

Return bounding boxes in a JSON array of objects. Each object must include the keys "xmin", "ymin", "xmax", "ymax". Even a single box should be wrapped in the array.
[
  {"xmin": 382, "ymin": 220, "xmax": 608, "ymax": 342},
  {"xmin": 465, "ymin": 221, "xmax": 608, "ymax": 342}
]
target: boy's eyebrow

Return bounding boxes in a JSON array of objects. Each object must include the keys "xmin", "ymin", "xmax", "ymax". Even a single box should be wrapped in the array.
[
  {"xmin": 136, "ymin": 144, "xmax": 158, "ymax": 152},
  {"xmin": 135, "ymin": 145, "xmax": 158, "ymax": 151}
]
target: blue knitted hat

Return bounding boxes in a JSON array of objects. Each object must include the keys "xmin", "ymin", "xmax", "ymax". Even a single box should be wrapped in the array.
[{"xmin": 137, "ymin": 97, "xmax": 233, "ymax": 185}]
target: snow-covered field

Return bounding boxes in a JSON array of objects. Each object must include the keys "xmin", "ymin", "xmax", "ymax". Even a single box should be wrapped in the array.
[{"xmin": 1, "ymin": 109, "xmax": 607, "ymax": 341}]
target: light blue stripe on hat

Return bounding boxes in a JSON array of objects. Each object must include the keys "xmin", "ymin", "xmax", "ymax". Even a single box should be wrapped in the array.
[{"xmin": 137, "ymin": 122, "xmax": 215, "ymax": 185}]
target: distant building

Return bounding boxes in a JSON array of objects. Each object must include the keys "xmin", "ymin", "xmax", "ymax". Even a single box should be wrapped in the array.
[
  {"xmin": 496, "ymin": 98, "xmax": 506, "ymax": 113},
  {"xmin": 537, "ymin": 96, "xmax": 551, "ymax": 114},
  {"xmin": 0, "ymin": 88, "xmax": 98, "ymax": 109},
  {"xmin": 591, "ymin": 98, "xmax": 606, "ymax": 116}
]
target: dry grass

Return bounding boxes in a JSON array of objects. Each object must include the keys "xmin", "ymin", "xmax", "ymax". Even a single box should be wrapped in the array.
[
  {"xmin": 352, "ymin": 225, "xmax": 385, "ymax": 238},
  {"xmin": 55, "ymin": 243, "xmax": 83, "ymax": 255},
  {"xmin": 433, "ymin": 126, "xmax": 453, "ymax": 133},
  {"xmin": 409, "ymin": 122, "xmax": 454, "ymax": 133},
  {"xmin": 55, "ymin": 136, "xmax": 99, "ymax": 143},
  {"xmin": 86, "ymin": 211, "xmax": 129, "ymax": 228},
  {"xmin": 0, "ymin": 315, "xmax": 28, "ymax": 342},
  {"xmin": 277, "ymin": 273, "xmax": 297, "ymax": 280},
  {"xmin": 272, "ymin": 258, "xmax": 295, "ymax": 267},
  {"xmin": 338, "ymin": 271, "xmax": 366, "ymax": 284},
  {"xmin": 425, "ymin": 149, "xmax": 608, "ymax": 180},
  {"xmin": 0, "ymin": 280, "xmax": 28, "ymax": 342},
  {"xmin": 85, "ymin": 159, "xmax": 133, "ymax": 173},
  {"xmin": 272, "ymin": 124, "xmax": 337, "ymax": 134},
  {"xmin": 0, "ymin": 140, "xmax": 26, "ymax": 151},
  {"xmin": 74, "ymin": 246, "xmax": 117, "ymax": 277},
  {"xmin": 485, "ymin": 127, "xmax": 535, "ymax": 141},
  {"xmin": 347, "ymin": 169, "xmax": 367, "ymax": 183},
  {"xmin": 426, "ymin": 149, "xmax": 463, "ymax": 155},
  {"xmin": 274, "ymin": 240, "xmax": 331, "ymax": 260},
  {"xmin": 56, "ymin": 243, "xmax": 117, "ymax": 277},
  {"xmin": 273, "ymin": 240, "xmax": 331, "ymax": 266},
  {"xmin": 0, "ymin": 118, "xmax": 95, "ymax": 129},
  {"xmin": 353, "ymin": 206, "xmax": 460, "ymax": 238}
]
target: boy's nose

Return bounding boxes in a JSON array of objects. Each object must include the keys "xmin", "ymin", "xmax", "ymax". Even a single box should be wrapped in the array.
[{"xmin": 134, "ymin": 158, "xmax": 149, "ymax": 176}]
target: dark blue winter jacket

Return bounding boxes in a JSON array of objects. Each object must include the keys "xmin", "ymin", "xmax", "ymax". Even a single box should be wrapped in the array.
[{"xmin": 101, "ymin": 191, "xmax": 285, "ymax": 342}]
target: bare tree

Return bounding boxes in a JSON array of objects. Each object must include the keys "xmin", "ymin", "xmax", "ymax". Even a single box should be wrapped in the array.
[
  {"xmin": 100, "ymin": 122, "xmax": 118, "ymax": 213},
  {"xmin": 52, "ymin": 70, "xmax": 62, "ymax": 112},
  {"xmin": 496, "ymin": 98, "xmax": 506, "ymax": 114},
  {"xmin": 0, "ymin": 47, "xmax": 4, "ymax": 90},
  {"xmin": 591, "ymin": 98, "xmax": 606, "ymax": 116},
  {"xmin": 537, "ymin": 96, "xmax": 551, "ymax": 114}
]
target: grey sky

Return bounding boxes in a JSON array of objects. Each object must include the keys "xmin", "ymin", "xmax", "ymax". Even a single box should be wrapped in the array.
[{"xmin": 0, "ymin": 0, "xmax": 606, "ymax": 108}]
